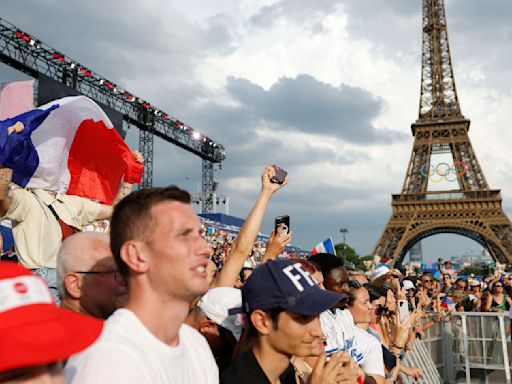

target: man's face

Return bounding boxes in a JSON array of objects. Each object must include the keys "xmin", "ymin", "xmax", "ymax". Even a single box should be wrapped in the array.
[
  {"xmin": 421, "ymin": 275, "xmax": 433, "ymax": 288},
  {"xmin": 324, "ymin": 267, "xmax": 349, "ymax": 295},
  {"xmin": 79, "ymin": 239, "xmax": 127, "ymax": 319},
  {"xmin": 145, "ymin": 202, "xmax": 212, "ymax": 302},
  {"xmin": 456, "ymin": 280, "xmax": 466, "ymax": 289},
  {"xmin": 311, "ymin": 270, "xmax": 324, "ymax": 289},
  {"xmin": 267, "ymin": 311, "xmax": 324, "ymax": 358}
]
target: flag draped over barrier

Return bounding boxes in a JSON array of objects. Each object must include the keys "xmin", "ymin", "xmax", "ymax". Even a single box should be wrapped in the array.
[{"xmin": 0, "ymin": 96, "xmax": 143, "ymax": 204}]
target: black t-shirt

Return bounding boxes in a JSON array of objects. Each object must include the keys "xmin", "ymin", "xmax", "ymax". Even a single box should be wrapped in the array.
[{"xmin": 220, "ymin": 349, "xmax": 296, "ymax": 384}]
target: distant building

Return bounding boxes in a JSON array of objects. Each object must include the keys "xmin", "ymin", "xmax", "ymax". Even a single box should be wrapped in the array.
[
  {"xmin": 409, "ymin": 242, "xmax": 423, "ymax": 262},
  {"xmin": 450, "ymin": 250, "xmax": 493, "ymax": 266}
]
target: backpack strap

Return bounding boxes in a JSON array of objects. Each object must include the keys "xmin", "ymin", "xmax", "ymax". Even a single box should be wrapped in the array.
[{"xmin": 31, "ymin": 191, "xmax": 82, "ymax": 241}]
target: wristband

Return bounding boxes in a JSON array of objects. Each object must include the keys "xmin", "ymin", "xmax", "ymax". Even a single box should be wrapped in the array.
[
  {"xmin": 390, "ymin": 344, "xmax": 402, "ymax": 356},
  {"xmin": 392, "ymin": 342, "xmax": 404, "ymax": 349}
]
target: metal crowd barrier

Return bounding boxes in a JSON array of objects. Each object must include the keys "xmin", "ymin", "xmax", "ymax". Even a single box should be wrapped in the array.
[
  {"xmin": 400, "ymin": 338, "xmax": 444, "ymax": 384},
  {"xmin": 420, "ymin": 312, "xmax": 511, "ymax": 384}
]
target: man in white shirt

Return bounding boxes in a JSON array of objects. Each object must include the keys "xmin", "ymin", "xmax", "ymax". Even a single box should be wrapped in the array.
[
  {"xmin": 308, "ymin": 253, "xmax": 355, "ymax": 354},
  {"xmin": 65, "ymin": 186, "xmax": 219, "ymax": 383}
]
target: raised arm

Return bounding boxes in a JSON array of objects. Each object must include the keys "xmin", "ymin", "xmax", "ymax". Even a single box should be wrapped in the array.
[
  {"xmin": 111, "ymin": 151, "xmax": 144, "ymax": 207},
  {"xmin": 213, "ymin": 164, "xmax": 287, "ymax": 287}
]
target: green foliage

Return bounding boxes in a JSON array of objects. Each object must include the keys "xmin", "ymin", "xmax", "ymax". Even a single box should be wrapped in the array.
[
  {"xmin": 461, "ymin": 265, "xmax": 484, "ymax": 276},
  {"xmin": 334, "ymin": 242, "xmax": 369, "ymax": 271}
]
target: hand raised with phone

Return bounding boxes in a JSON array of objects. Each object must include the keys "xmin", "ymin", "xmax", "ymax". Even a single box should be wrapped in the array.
[
  {"xmin": 262, "ymin": 224, "xmax": 292, "ymax": 262},
  {"xmin": 261, "ymin": 164, "xmax": 288, "ymax": 194}
]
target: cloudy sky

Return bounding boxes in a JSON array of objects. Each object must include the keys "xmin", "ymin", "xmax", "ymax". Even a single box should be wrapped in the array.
[{"xmin": 1, "ymin": 0, "xmax": 511, "ymax": 260}]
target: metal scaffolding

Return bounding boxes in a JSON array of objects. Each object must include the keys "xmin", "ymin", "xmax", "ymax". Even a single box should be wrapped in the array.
[{"xmin": 0, "ymin": 17, "xmax": 225, "ymax": 210}]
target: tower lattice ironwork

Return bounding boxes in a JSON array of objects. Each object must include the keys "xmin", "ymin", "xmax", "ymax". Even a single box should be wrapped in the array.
[{"xmin": 371, "ymin": 0, "xmax": 512, "ymax": 267}]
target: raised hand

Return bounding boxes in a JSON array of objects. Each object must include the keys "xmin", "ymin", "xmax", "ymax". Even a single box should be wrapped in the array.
[
  {"xmin": 132, "ymin": 150, "xmax": 144, "ymax": 163},
  {"xmin": 262, "ymin": 225, "xmax": 292, "ymax": 262},
  {"xmin": 261, "ymin": 164, "xmax": 288, "ymax": 194},
  {"xmin": 7, "ymin": 121, "xmax": 24, "ymax": 135}
]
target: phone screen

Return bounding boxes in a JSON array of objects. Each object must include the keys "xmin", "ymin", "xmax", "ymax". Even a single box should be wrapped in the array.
[
  {"xmin": 274, "ymin": 215, "xmax": 290, "ymax": 235},
  {"xmin": 398, "ymin": 300, "xmax": 409, "ymax": 323}
]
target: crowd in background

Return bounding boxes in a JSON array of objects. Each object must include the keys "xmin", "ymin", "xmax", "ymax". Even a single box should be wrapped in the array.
[{"xmin": 1, "ymin": 160, "xmax": 512, "ymax": 384}]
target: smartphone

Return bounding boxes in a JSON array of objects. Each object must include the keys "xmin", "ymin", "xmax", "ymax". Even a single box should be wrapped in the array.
[
  {"xmin": 398, "ymin": 299, "xmax": 410, "ymax": 323},
  {"xmin": 270, "ymin": 165, "xmax": 288, "ymax": 184},
  {"xmin": 274, "ymin": 215, "xmax": 290, "ymax": 235}
]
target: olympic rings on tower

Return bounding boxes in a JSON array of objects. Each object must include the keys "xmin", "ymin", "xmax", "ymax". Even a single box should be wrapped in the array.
[{"xmin": 420, "ymin": 161, "xmax": 467, "ymax": 183}]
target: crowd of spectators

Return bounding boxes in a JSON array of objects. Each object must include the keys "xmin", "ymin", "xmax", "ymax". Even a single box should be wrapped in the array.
[{"xmin": 1, "ymin": 154, "xmax": 512, "ymax": 383}]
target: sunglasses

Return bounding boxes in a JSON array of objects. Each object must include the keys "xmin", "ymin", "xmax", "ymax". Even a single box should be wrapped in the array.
[
  {"xmin": 494, "ymin": 284, "xmax": 503, "ymax": 288},
  {"xmin": 422, "ymin": 279, "xmax": 433, "ymax": 283},
  {"xmin": 349, "ymin": 280, "xmax": 362, "ymax": 289}
]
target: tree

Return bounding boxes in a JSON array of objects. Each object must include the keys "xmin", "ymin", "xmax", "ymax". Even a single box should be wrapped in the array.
[{"xmin": 334, "ymin": 242, "xmax": 369, "ymax": 270}]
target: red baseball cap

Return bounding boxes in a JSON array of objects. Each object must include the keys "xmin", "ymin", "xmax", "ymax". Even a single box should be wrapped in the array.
[{"xmin": 0, "ymin": 262, "xmax": 103, "ymax": 372}]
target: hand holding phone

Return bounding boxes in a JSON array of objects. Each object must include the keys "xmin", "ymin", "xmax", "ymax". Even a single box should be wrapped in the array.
[
  {"xmin": 398, "ymin": 300, "xmax": 410, "ymax": 323},
  {"xmin": 274, "ymin": 215, "xmax": 290, "ymax": 238},
  {"xmin": 270, "ymin": 165, "xmax": 288, "ymax": 184}
]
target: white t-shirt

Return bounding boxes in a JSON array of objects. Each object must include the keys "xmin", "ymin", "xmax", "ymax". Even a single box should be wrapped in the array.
[
  {"xmin": 320, "ymin": 308, "xmax": 364, "ymax": 362},
  {"xmin": 64, "ymin": 309, "xmax": 219, "ymax": 384},
  {"xmin": 353, "ymin": 326, "xmax": 385, "ymax": 377}
]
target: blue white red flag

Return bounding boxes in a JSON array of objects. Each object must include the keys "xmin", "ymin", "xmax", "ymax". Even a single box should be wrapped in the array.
[
  {"xmin": 0, "ymin": 96, "xmax": 143, "ymax": 204},
  {"xmin": 311, "ymin": 237, "xmax": 336, "ymax": 255},
  {"xmin": 441, "ymin": 296, "xmax": 456, "ymax": 311}
]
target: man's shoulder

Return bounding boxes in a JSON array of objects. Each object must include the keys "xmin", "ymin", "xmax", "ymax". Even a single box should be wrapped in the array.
[{"xmin": 221, "ymin": 350, "xmax": 268, "ymax": 384}]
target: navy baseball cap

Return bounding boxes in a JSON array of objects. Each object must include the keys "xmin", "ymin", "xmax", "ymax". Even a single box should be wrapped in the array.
[{"xmin": 242, "ymin": 259, "xmax": 346, "ymax": 315}]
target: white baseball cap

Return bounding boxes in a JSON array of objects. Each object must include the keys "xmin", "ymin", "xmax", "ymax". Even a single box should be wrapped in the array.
[
  {"xmin": 370, "ymin": 266, "xmax": 390, "ymax": 281},
  {"xmin": 403, "ymin": 279, "xmax": 415, "ymax": 290},
  {"xmin": 198, "ymin": 287, "xmax": 243, "ymax": 341}
]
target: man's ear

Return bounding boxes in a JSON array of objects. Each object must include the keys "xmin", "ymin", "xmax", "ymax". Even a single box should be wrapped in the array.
[
  {"xmin": 120, "ymin": 241, "xmax": 149, "ymax": 274},
  {"xmin": 199, "ymin": 319, "xmax": 219, "ymax": 335},
  {"xmin": 64, "ymin": 273, "xmax": 82, "ymax": 299},
  {"xmin": 251, "ymin": 309, "xmax": 274, "ymax": 335}
]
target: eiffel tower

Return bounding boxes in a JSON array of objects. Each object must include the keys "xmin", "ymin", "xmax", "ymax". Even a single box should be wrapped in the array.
[{"xmin": 371, "ymin": 0, "xmax": 512, "ymax": 267}]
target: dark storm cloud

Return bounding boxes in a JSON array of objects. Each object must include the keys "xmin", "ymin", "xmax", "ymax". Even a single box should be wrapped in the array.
[
  {"xmin": 224, "ymin": 75, "xmax": 405, "ymax": 144},
  {"xmin": 0, "ymin": 0, "xmax": 234, "ymax": 113}
]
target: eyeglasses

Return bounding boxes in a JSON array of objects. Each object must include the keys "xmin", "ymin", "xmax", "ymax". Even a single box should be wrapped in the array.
[{"xmin": 75, "ymin": 270, "xmax": 121, "ymax": 281}]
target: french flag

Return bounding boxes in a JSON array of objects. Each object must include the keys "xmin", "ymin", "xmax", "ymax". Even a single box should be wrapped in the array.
[
  {"xmin": 441, "ymin": 296, "xmax": 456, "ymax": 311},
  {"xmin": 311, "ymin": 237, "xmax": 336, "ymax": 255},
  {"xmin": 0, "ymin": 96, "xmax": 143, "ymax": 204}
]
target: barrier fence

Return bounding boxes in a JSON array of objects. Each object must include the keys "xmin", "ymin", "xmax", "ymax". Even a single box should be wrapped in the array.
[{"xmin": 420, "ymin": 312, "xmax": 511, "ymax": 384}]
